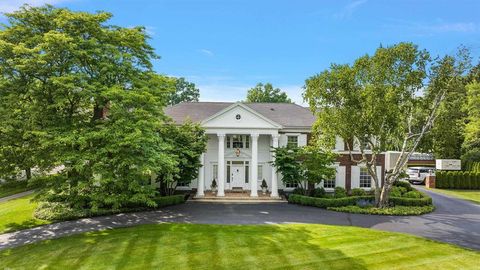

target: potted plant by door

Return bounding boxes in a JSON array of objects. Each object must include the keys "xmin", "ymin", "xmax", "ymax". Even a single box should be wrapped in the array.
[
  {"xmin": 211, "ymin": 179, "xmax": 217, "ymax": 193},
  {"xmin": 261, "ymin": 179, "xmax": 268, "ymax": 195}
]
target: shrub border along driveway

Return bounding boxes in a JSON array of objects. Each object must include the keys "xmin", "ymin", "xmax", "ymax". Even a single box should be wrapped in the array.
[{"xmin": 0, "ymin": 186, "xmax": 479, "ymax": 251}]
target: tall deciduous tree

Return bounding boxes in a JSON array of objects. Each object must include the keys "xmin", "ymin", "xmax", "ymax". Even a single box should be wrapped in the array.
[
  {"xmin": 462, "ymin": 81, "xmax": 480, "ymax": 164},
  {"xmin": 0, "ymin": 5, "xmax": 177, "ymax": 210},
  {"xmin": 304, "ymin": 43, "xmax": 470, "ymax": 207},
  {"xmin": 167, "ymin": 77, "xmax": 200, "ymax": 105},
  {"xmin": 246, "ymin": 83, "xmax": 292, "ymax": 103}
]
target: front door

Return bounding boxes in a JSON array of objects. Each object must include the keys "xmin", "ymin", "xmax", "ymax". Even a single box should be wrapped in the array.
[{"xmin": 231, "ymin": 165, "xmax": 245, "ymax": 188}]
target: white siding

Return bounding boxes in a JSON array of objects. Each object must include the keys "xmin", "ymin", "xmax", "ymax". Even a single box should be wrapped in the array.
[{"xmin": 335, "ymin": 137, "xmax": 344, "ymax": 151}]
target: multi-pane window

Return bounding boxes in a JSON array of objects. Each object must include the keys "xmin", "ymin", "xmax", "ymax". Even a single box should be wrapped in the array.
[
  {"xmin": 287, "ymin": 136, "xmax": 298, "ymax": 147},
  {"xmin": 213, "ymin": 164, "xmax": 218, "ymax": 181},
  {"xmin": 227, "ymin": 135, "xmax": 250, "ymax": 149},
  {"xmin": 323, "ymin": 178, "xmax": 336, "ymax": 189},
  {"xmin": 285, "ymin": 182, "xmax": 298, "ymax": 188},
  {"xmin": 177, "ymin": 180, "xmax": 189, "ymax": 187},
  {"xmin": 245, "ymin": 161, "xmax": 249, "ymax": 183},
  {"xmin": 359, "ymin": 167, "xmax": 371, "ymax": 188},
  {"xmin": 258, "ymin": 165, "xmax": 263, "ymax": 180}
]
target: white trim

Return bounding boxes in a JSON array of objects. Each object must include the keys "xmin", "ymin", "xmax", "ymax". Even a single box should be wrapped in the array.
[{"xmin": 201, "ymin": 102, "xmax": 283, "ymax": 129}]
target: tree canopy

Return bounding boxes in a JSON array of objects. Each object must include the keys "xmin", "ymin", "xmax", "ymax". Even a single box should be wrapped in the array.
[
  {"xmin": 167, "ymin": 77, "xmax": 200, "ymax": 105},
  {"xmin": 245, "ymin": 83, "xmax": 292, "ymax": 103},
  {"xmin": 0, "ymin": 5, "xmax": 206, "ymax": 214},
  {"xmin": 304, "ymin": 42, "xmax": 470, "ymax": 207}
]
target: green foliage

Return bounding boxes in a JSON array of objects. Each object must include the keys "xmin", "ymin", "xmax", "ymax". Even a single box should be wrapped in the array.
[
  {"xmin": 350, "ymin": 188, "xmax": 366, "ymax": 196},
  {"xmin": 461, "ymin": 82, "xmax": 480, "ymax": 164},
  {"xmin": 334, "ymin": 187, "xmax": 347, "ymax": 198},
  {"xmin": 403, "ymin": 191, "xmax": 423, "ymax": 199},
  {"xmin": 393, "ymin": 181, "xmax": 414, "ymax": 192},
  {"xmin": 390, "ymin": 186, "xmax": 406, "ymax": 198},
  {"xmin": 245, "ymin": 83, "xmax": 292, "ymax": 103},
  {"xmin": 288, "ymin": 194, "xmax": 374, "ymax": 208},
  {"xmin": 389, "ymin": 195, "xmax": 432, "ymax": 207},
  {"xmin": 34, "ymin": 195, "xmax": 185, "ymax": 221},
  {"xmin": 167, "ymin": 77, "xmax": 200, "ymax": 105},
  {"xmin": 156, "ymin": 122, "xmax": 207, "ymax": 195},
  {"xmin": 272, "ymin": 145, "xmax": 336, "ymax": 192},
  {"xmin": 436, "ymin": 171, "xmax": 480, "ymax": 189},
  {"xmin": 312, "ymin": 187, "xmax": 326, "ymax": 198},
  {"xmin": 304, "ymin": 42, "xmax": 471, "ymax": 207},
  {"xmin": 292, "ymin": 187, "xmax": 306, "ymax": 195},
  {"xmin": 328, "ymin": 205, "xmax": 434, "ymax": 216},
  {"xmin": 0, "ymin": 5, "xmax": 203, "ymax": 215}
]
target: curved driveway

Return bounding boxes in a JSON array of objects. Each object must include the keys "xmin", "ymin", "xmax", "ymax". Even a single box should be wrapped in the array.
[{"xmin": 1, "ymin": 187, "xmax": 479, "ymax": 250}]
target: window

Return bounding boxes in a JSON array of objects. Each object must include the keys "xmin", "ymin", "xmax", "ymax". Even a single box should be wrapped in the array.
[
  {"xmin": 177, "ymin": 180, "xmax": 189, "ymax": 187},
  {"xmin": 227, "ymin": 135, "xmax": 250, "ymax": 149},
  {"xmin": 245, "ymin": 163, "xmax": 249, "ymax": 183},
  {"xmin": 359, "ymin": 167, "xmax": 371, "ymax": 188},
  {"xmin": 213, "ymin": 164, "xmax": 218, "ymax": 180},
  {"xmin": 226, "ymin": 162, "xmax": 230, "ymax": 183},
  {"xmin": 287, "ymin": 136, "xmax": 298, "ymax": 147},
  {"xmin": 258, "ymin": 165, "xmax": 263, "ymax": 180},
  {"xmin": 286, "ymin": 182, "xmax": 298, "ymax": 188},
  {"xmin": 323, "ymin": 178, "xmax": 336, "ymax": 189}
]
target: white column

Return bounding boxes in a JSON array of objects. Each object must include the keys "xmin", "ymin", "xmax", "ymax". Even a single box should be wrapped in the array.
[
  {"xmin": 217, "ymin": 133, "xmax": 225, "ymax": 197},
  {"xmin": 196, "ymin": 153, "xmax": 205, "ymax": 197},
  {"xmin": 250, "ymin": 133, "xmax": 259, "ymax": 197},
  {"xmin": 271, "ymin": 134, "xmax": 279, "ymax": 198}
]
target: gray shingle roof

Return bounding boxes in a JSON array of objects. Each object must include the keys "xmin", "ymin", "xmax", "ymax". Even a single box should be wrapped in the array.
[{"xmin": 164, "ymin": 102, "xmax": 316, "ymax": 128}]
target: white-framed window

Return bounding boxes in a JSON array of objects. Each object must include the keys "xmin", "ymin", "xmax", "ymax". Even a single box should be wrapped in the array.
[
  {"xmin": 323, "ymin": 178, "xmax": 336, "ymax": 189},
  {"xmin": 359, "ymin": 167, "xmax": 371, "ymax": 188},
  {"xmin": 245, "ymin": 161, "xmax": 249, "ymax": 183},
  {"xmin": 226, "ymin": 135, "xmax": 250, "ymax": 149},
  {"xmin": 213, "ymin": 164, "xmax": 218, "ymax": 181},
  {"xmin": 177, "ymin": 180, "xmax": 189, "ymax": 187},
  {"xmin": 285, "ymin": 182, "xmax": 298, "ymax": 188},
  {"xmin": 258, "ymin": 165, "xmax": 263, "ymax": 180},
  {"xmin": 287, "ymin": 136, "xmax": 298, "ymax": 147}
]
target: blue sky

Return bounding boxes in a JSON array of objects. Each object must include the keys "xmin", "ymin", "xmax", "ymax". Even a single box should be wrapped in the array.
[{"xmin": 2, "ymin": 0, "xmax": 480, "ymax": 104}]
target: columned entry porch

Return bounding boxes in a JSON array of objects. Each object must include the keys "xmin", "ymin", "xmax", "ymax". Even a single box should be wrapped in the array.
[{"xmin": 195, "ymin": 131, "xmax": 280, "ymax": 199}]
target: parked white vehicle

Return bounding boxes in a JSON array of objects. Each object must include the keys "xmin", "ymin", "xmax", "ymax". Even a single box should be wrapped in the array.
[{"xmin": 407, "ymin": 167, "xmax": 435, "ymax": 184}]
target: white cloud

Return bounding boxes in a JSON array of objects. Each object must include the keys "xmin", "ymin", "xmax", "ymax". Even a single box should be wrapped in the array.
[
  {"xmin": 426, "ymin": 22, "xmax": 476, "ymax": 33},
  {"xmin": 334, "ymin": 0, "xmax": 367, "ymax": 20},
  {"xmin": 0, "ymin": 0, "xmax": 72, "ymax": 13},
  {"xmin": 198, "ymin": 49, "xmax": 214, "ymax": 56},
  {"xmin": 382, "ymin": 19, "xmax": 478, "ymax": 37}
]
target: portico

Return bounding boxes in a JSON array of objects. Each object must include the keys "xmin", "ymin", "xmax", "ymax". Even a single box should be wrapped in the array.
[{"xmin": 165, "ymin": 102, "xmax": 313, "ymax": 198}]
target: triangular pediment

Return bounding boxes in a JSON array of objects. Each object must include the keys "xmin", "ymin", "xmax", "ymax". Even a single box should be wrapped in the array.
[{"xmin": 202, "ymin": 103, "xmax": 282, "ymax": 129}]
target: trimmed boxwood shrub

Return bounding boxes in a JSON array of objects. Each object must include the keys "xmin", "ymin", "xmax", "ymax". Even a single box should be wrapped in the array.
[
  {"xmin": 289, "ymin": 194, "xmax": 375, "ymax": 208},
  {"xmin": 334, "ymin": 187, "xmax": 347, "ymax": 198},
  {"xmin": 393, "ymin": 181, "xmax": 413, "ymax": 191},
  {"xmin": 312, "ymin": 187, "xmax": 326, "ymax": 198},
  {"xmin": 389, "ymin": 195, "xmax": 432, "ymax": 206},
  {"xmin": 351, "ymin": 188, "xmax": 366, "ymax": 196},
  {"xmin": 153, "ymin": 195, "xmax": 185, "ymax": 207}
]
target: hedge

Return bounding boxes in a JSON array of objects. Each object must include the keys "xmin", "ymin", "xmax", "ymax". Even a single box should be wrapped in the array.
[
  {"xmin": 465, "ymin": 161, "xmax": 480, "ymax": 172},
  {"xmin": 35, "ymin": 195, "xmax": 186, "ymax": 221},
  {"xmin": 436, "ymin": 171, "xmax": 480, "ymax": 189},
  {"xmin": 289, "ymin": 192, "xmax": 432, "ymax": 208},
  {"xmin": 153, "ymin": 194, "xmax": 186, "ymax": 207}
]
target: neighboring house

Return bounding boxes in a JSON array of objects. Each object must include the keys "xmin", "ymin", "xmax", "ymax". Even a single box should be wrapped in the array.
[{"xmin": 165, "ymin": 102, "xmax": 385, "ymax": 197}]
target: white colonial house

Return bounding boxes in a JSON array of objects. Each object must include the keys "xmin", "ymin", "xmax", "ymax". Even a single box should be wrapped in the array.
[{"xmin": 165, "ymin": 102, "xmax": 385, "ymax": 198}]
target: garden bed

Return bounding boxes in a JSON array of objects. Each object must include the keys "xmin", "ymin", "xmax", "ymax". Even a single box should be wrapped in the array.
[{"xmin": 288, "ymin": 182, "xmax": 434, "ymax": 216}]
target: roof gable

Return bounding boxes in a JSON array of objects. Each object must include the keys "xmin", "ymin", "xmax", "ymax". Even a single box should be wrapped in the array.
[{"xmin": 202, "ymin": 103, "xmax": 282, "ymax": 129}]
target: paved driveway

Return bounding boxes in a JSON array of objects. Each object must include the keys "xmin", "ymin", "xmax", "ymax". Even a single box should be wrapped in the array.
[{"xmin": 1, "ymin": 187, "xmax": 479, "ymax": 250}]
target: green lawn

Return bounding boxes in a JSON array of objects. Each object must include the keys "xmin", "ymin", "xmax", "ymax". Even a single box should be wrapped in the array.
[
  {"xmin": 431, "ymin": 189, "xmax": 480, "ymax": 204},
  {"xmin": 0, "ymin": 194, "xmax": 50, "ymax": 233},
  {"xmin": 0, "ymin": 182, "xmax": 31, "ymax": 198},
  {"xmin": 1, "ymin": 223, "xmax": 478, "ymax": 270}
]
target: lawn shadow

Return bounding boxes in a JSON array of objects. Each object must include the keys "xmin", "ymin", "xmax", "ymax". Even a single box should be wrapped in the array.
[{"xmin": 3, "ymin": 219, "xmax": 47, "ymax": 233}]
